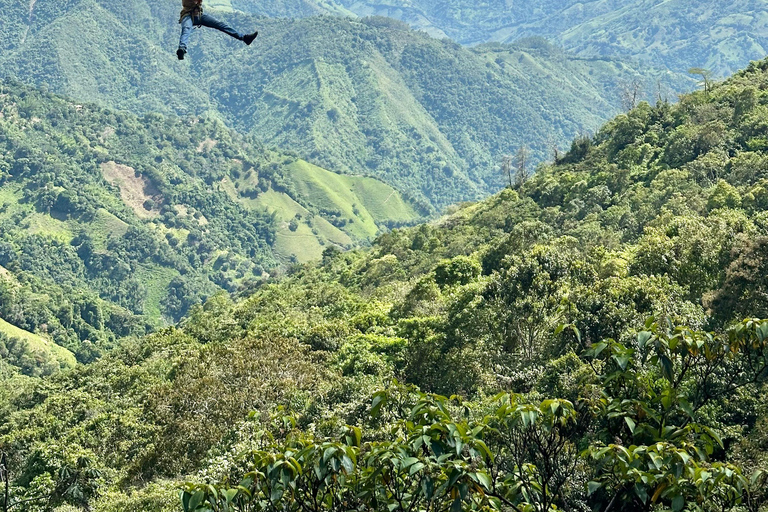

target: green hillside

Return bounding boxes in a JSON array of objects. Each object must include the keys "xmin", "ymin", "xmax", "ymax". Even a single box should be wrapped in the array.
[
  {"xmin": 554, "ymin": 0, "xmax": 768, "ymax": 76},
  {"xmin": 237, "ymin": 0, "xmax": 768, "ymax": 76},
  {"xmin": 0, "ymin": 81, "xmax": 418, "ymax": 362},
  {"xmin": 227, "ymin": 159, "xmax": 421, "ymax": 262},
  {"xmin": 0, "ymin": 265, "xmax": 78, "ymax": 374},
  {"xmin": 2, "ymin": 55, "xmax": 768, "ymax": 512},
  {"xmin": 0, "ymin": 0, "xmax": 694, "ymax": 209},
  {"xmin": 0, "ymin": 318, "xmax": 76, "ymax": 372}
]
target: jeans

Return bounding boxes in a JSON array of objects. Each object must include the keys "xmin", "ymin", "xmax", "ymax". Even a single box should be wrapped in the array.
[{"xmin": 179, "ymin": 14, "xmax": 243, "ymax": 50}]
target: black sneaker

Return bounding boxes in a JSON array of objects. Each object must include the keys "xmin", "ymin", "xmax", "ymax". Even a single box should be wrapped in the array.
[
  {"xmin": 243, "ymin": 31, "xmax": 258, "ymax": 45},
  {"xmin": 177, "ymin": 48, "xmax": 186, "ymax": 60}
]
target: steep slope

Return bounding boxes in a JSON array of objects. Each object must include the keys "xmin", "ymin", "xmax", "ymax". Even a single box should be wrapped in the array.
[
  {"xmin": 3, "ymin": 57, "xmax": 768, "ymax": 512},
  {"xmin": 0, "ymin": 81, "xmax": 418, "ymax": 358},
  {"xmin": 553, "ymin": 0, "xmax": 768, "ymax": 76},
  {"xmin": 0, "ymin": 318, "xmax": 76, "ymax": 374},
  {"xmin": 0, "ymin": 0, "xmax": 692, "ymax": 209},
  {"xmin": 237, "ymin": 0, "xmax": 768, "ymax": 76}
]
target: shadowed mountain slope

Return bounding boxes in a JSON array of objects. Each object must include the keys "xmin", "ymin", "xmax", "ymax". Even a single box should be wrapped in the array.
[{"xmin": 228, "ymin": 0, "xmax": 768, "ymax": 76}]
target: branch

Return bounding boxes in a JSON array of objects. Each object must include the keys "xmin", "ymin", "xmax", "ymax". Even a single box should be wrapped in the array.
[
  {"xmin": 8, "ymin": 493, "xmax": 51, "ymax": 511},
  {"xmin": 484, "ymin": 489, "xmax": 526, "ymax": 512},
  {"xmin": 602, "ymin": 488, "xmax": 623, "ymax": 512}
]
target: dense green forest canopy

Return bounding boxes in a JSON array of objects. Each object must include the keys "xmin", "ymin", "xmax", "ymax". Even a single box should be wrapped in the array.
[
  {"xmin": 0, "ymin": 80, "xmax": 419, "ymax": 370},
  {"xmin": 0, "ymin": 0, "xmax": 693, "ymax": 209},
  {"xmin": 2, "ymin": 55, "xmax": 768, "ymax": 511}
]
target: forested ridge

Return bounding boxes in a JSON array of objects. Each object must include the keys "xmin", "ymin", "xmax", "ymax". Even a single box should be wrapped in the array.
[
  {"xmin": 0, "ymin": 79, "xmax": 418, "ymax": 372},
  {"xmin": 226, "ymin": 0, "xmax": 768, "ymax": 76},
  {"xmin": 0, "ymin": 0, "xmax": 693, "ymax": 210},
  {"xmin": 2, "ymin": 54, "xmax": 768, "ymax": 512}
]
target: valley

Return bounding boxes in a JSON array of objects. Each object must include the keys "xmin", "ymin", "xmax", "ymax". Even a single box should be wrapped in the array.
[{"xmin": 1, "ymin": 2, "xmax": 768, "ymax": 512}]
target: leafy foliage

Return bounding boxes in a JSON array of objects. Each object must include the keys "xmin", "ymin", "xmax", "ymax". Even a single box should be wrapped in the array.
[
  {"xmin": 4, "ymin": 31, "xmax": 768, "ymax": 512},
  {"xmin": 180, "ymin": 320, "xmax": 768, "ymax": 512}
]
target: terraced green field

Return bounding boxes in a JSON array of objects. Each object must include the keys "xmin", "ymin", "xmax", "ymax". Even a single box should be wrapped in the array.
[{"xmin": 237, "ymin": 159, "xmax": 421, "ymax": 262}]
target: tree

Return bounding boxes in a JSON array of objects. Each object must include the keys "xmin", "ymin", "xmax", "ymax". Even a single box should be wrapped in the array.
[
  {"xmin": 0, "ymin": 451, "xmax": 101, "ymax": 512},
  {"xmin": 500, "ymin": 154, "xmax": 513, "ymax": 188},
  {"xmin": 181, "ymin": 319, "xmax": 768, "ymax": 512},
  {"xmin": 689, "ymin": 68, "xmax": 714, "ymax": 95},
  {"xmin": 619, "ymin": 78, "xmax": 643, "ymax": 111},
  {"xmin": 514, "ymin": 146, "xmax": 530, "ymax": 188},
  {"xmin": 707, "ymin": 237, "xmax": 768, "ymax": 322}
]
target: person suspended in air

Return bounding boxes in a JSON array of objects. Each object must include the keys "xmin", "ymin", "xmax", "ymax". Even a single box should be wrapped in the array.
[{"xmin": 177, "ymin": 0, "xmax": 259, "ymax": 60}]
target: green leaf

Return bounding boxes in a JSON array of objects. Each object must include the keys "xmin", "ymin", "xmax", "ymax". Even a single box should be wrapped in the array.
[
  {"xmin": 181, "ymin": 491, "xmax": 191, "ymax": 512},
  {"xmin": 371, "ymin": 394, "xmax": 386, "ymax": 417},
  {"xmin": 672, "ymin": 495, "xmax": 684, "ymax": 511},
  {"xmin": 660, "ymin": 355, "xmax": 674, "ymax": 382},
  {"xmin": 679, "ymin": 400, "xmax": 694, "ymax": 418},
  {"xmin": 634, "ymin": 484, "xmax": 649, "ymax": 504},
  {"xmin": 188, "ymin": 490, "xmax": 205, "ymax": 511},
  {"xmin": 588, "ymin": 481, "xmax": 601, "ymax": 496},
  {"xmin": 704, "ymin": 426, "xmax": 724, "ymax": 449},
  {"xmin": 341, "ymin": 455, "xmax": 354, "ymax": 474},
  {"xmin": 637, "ymin": 331, "xmax": 653, "ymax": 348},
  {"xmin": 448, "ymin": 468, "xmax": 462, "ymax": 488},
  {"xmin": 223, "ymin": 489, "xmax": 238, "ymax": 503},
  {"xmin": 613, "ymin": 353, "xmax": 631, "ymax": 371},
  {"xmin": 474, "ymin": 440, "xmax": 493, "ymax": 462},
  {"xmin": 757, "ymin": 322, "xmax": 768, "ymax": 342},
  {"xmin": 451, "ymin": 497, "xmax": 462, "ymax": 512},
  {"xmin": 592, "ymin": 342, "xmax": 609, "ymax": 357},
  {"xmin": 573, "ymin": 326, "xmax": 582, "ymax": 344},
  {"xmin": 624, "ymin": 417, "xmax": 636, "ymax": 434},
  {"xmin": 475, "ymin": 471, "xmax": 492, "ymax": 489},
  {"xmin": 401, "ymin": 457, "xmax": 419, "ymax": 469},
  {"xmin": 422, "ymin": 477, "xmax": 435, "ymax": 499},
  {"xmin": 409, "ymin": 462, "xmax": 426, "ymax": 475}
]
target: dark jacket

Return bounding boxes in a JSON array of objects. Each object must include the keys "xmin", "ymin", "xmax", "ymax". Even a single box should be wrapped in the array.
[{"xmin": 180, "ymin": 0, "xmax": 203, "ymax": 22}]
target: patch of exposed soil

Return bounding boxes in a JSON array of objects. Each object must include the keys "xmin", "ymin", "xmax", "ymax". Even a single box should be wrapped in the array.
[
  {"xmin": 101, "ymin": 161, "xmax": 162, "ymax": 218},
  {"xmin": 197, "ymin": 138, "xmax": 218, "ymax": 153}
]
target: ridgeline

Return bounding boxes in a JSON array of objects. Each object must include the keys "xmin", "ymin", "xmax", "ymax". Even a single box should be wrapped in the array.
[{"xmin": 0, "ymin": 0, "xmax": 692, "ymax": 210}]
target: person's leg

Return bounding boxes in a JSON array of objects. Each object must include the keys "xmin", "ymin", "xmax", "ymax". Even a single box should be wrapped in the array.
[
  {"xmin": 178, "ymin": 15, "xmax": 194, "ymax": 51},
  {"xmin": 195, "ymin": 14, "xmax": 243, "ymax": 41}
]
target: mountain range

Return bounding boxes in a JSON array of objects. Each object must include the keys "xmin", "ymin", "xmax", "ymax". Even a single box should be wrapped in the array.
[
  {"xmin": 0, "ymin": 0, "xmax": 695, "ymax": 211},
  {"xmin": 229, "ymin": 0, "xmax": 768, "ymax": 76},
  {"xmin": 0, "ymin": 79, "xmax": 421, "ymax": 359},
  {"xmin": 2, "ymin": 0, "xmax": 768, "ymax": 510}
]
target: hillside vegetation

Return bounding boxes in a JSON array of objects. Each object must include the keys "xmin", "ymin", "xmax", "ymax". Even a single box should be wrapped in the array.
[
  {"xmin": 0, "ymin": 81, "xmax": 418, "ymax": 368},
  {"xmin": 2, "ymin": 55, "xmax": 768, "ymax": 512},
  {"xmin": 0, "ymin": 0, "xmax": 692, "ymax": 209},
  {"xmin": 236, "ymin": 0, "xmax": 768, "ymax": 76}
]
